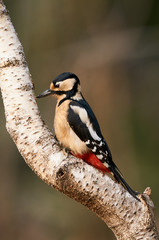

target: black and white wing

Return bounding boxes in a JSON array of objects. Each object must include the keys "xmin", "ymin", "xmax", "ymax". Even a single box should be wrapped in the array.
[
  {"xmin": 68, "ymin": 99, "xmax": 119, "ymax": 169},
  {"xmin": 68, "ymin": 99, "xmax": 139, "ymax": 200}
]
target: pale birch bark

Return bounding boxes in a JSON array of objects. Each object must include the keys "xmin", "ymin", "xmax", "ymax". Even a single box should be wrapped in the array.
[{"xmin": 0, "ymin": 1, "xmax": 158, "ymax": 239}]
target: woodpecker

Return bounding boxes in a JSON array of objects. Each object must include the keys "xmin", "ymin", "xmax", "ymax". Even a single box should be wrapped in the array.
[{"xmin": 37, "ymin": 72, "xmax": 139, "ymax": 200}]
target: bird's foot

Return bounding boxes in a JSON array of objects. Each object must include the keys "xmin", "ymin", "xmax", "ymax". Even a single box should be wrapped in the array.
[{"xmin": 62, "ymin": 147, "xmax": 70, "ymax": 157}]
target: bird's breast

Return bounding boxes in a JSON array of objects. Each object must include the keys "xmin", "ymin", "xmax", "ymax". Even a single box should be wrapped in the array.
[{"xmin": 54, "ymin": 100, "xmax": 88, "ymax": 154}]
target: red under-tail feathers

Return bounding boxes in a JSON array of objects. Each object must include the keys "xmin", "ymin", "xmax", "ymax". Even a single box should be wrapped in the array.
[
  {"xmin": 72, "ymin": 151, "xmax": 140, "ymax": 201},
  {"xmin": 72, "ymin": 151, "xmax": 110, "ymax": 173}
]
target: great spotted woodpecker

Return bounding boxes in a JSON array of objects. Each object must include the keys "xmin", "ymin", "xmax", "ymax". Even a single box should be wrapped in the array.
[{"xmin": 37, "ymin": 72, "xmax": 139, "ymax": 200}]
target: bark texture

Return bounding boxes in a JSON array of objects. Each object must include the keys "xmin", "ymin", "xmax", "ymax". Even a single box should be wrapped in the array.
[{"xmin": 0, "ymin": 1, "xmax": 158, "ymax": 239}]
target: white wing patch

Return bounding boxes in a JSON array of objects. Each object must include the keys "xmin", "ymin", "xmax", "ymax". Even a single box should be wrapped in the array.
[
  {"xmin": 89, "ymin": 127, "xmax": 101, "ymax": 141},
  {"xmin": 70, "ymin": 105, "xmax": 101, "ymax": 141}
]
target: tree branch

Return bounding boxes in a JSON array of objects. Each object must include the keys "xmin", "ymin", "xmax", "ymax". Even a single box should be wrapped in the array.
[{"xmin": 0, "ymin": 1, "xmax": 158, "ymax": 239}]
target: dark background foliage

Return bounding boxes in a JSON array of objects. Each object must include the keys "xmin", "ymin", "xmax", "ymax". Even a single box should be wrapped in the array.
[{"xmin": 0, "ymin": 0, "xmax": 159, "ymax": 239}]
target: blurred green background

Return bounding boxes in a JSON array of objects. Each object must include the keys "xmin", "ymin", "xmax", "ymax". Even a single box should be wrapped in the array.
[{"xmin": 0, "ymin": 0, "xmax": 159, "ymax": 239}]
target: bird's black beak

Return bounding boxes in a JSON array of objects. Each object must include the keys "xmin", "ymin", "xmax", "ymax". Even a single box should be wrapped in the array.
[{"xmin": 37, "ymin": 89, "xmax": 53, "ymax": 98}]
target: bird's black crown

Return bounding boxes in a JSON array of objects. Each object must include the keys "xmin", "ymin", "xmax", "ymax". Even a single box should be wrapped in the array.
[{"xmin": 52, "ymin": 72, "xmax": 80, "ymax": 85}]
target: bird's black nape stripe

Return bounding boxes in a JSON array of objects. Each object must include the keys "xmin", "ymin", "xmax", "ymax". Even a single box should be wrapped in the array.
[{"xmin": 58, "ymin": 97, "xmax": 68, "ymax": 107}]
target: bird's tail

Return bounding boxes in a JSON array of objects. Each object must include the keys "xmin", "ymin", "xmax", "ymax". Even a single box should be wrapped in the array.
[{"xmin": 111, "ymin": 166, "xmax": 140, "ymax": 201}]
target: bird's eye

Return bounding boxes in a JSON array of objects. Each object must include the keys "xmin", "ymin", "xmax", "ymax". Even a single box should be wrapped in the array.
[{"xmin": 54, "ymin": 83, "xmax": 60, "ymax": 88}]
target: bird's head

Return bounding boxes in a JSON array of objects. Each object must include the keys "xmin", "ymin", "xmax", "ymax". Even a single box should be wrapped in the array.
[{"xmin": 37, "ymin": 72, "xmax": 81, "ymax": 101}]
